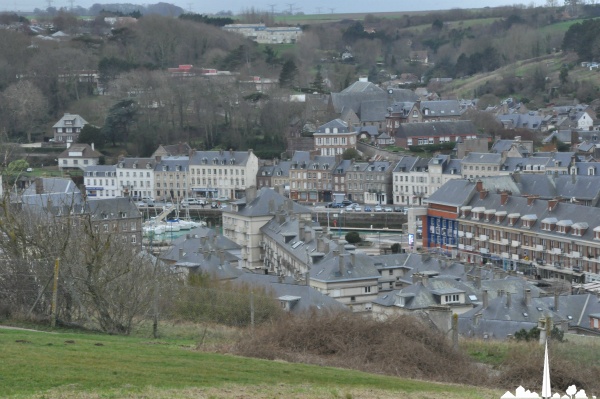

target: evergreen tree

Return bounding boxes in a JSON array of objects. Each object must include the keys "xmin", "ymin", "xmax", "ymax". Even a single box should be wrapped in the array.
[
  {"xmin": 310, "ymin": 64, "xmax": 325, "ymax": 93},
  {"xmin": 279, "ymin": 59, "xmax": 298, "ymax": 88}
]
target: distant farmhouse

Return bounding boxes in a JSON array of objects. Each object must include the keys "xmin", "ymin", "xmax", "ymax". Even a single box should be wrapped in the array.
[{"xmin": 222, "ymin": 23, "xmax": 302, "ymax": 44}]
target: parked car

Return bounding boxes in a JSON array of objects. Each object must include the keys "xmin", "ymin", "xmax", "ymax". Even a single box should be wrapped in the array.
[
  {"xmin": 364, "ymin": 206, "xmax": 372, "ymax": 212},
  {"xmin": 341, "ymin": 199, "xmax": 353, "ymax": 206},
  {"xmin": 345, "ymin": 205, "xmax": 354, "ymax": 212},
  {"xmin": 393, "ymin": 206, "xmax": 403, "ymax": 212},
  {"xmin": 327, "ymin": 202, "xmax": 342, "ymax": 208},
  {"xmin": 384, "ymin": 207, "xmax": 393, "ymax": 212},
  {"xmin": 374, "ymin": 205, "xmax": 383, "ymax": 212},
  {"xmin": 354, "ymin": 205, "xmax": 362, "ymax": 212}
]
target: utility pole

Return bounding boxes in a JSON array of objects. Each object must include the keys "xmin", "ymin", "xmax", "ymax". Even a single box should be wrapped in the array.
[
  {"xmin": 267, "ymin": 3, "xmax": 276, "ymax": 16},
  {"xmin": 285, "ymin": 2, "xmax": 295, "ymax": 14},
  {"xmin": 328, "ymin": 8, "xmax": 335, "ymax": 14},
  {"xmin": 250, "ymin": 290, "xmax": 255, "ymax": 329},
  {"xmin": 68, "ymin": 0, "xmax": 74, "ymax": 11},
  {"xmin": 46, "ymin": 0, "xmax": 53, "ymax": 9},
  {"xmin": 51, "ymin": 258, "xmax": 59, "ymax": 328}
]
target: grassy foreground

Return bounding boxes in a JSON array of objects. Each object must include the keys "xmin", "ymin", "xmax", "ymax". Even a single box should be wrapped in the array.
[{"xmin": 0, "ymin": 327, "xmax": 501, "ymax": 399}]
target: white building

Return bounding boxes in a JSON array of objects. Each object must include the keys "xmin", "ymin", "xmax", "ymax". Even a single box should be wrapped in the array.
[
  {"xmin": 84, "ymin": 165, "xmax": 118, "ymax": 199},
  {"xmin": 223, "ymin": 24, "xmax": 302, "ymax": 44},
  {"xmin": 57, "ymin": 143, "xmax": 101, "ymax": 171},
  {"xmin": 189, "ymin": 149, "xmax": 259, "ymax": 200},
  {"xmin": 115, "ymin": 157, "xmax": 157, "ymax": 199}
]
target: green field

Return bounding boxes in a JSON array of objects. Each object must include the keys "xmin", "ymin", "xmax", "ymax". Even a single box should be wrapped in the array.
[{"xmin": 0, "ymin": 327, "xmax": 501, "ymax": 399}]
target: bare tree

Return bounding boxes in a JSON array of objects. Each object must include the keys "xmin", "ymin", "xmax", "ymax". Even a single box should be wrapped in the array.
[{"xmin": 1, "ymin": 80, "xmax": 48, "ymax": 142}]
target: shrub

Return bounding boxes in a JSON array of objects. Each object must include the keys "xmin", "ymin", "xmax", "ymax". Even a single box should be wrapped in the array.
[{"xmin": 345, "ymin": 231, "xmax": 361, "ymax": 244}]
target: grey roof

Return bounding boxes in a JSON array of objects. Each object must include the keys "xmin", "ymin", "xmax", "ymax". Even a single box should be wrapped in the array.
[
  {"xmin": 22, "ymin": 178, "xmax": 83, "ymax": 209},
  {"xmin": 543, "ymin": 130, "xmax": 572, "ymax": 144},
  {"xmin": 479, "ymin": 173, "xmax": 600, "ymax": 202},
  {"xmin": 462, "ymin": 152, "xmax": 503, "ymax": 164},
  {"xmin": 392, "ymin": 156, "xmax": 420, "ymax": 173},
  {"xmin": 538, "ymin": 294, "xmax": 600, "ymax": 330},
  {"xmin": 258, "ymin": 161, "xmax": 291, "ymax": 178},
  {"xmin": 227, "ymin": 187, "xmax": 311, "ymax": 218},
  {"xmin": 356, "ymin": 125, "xmax": 379, "ymax": 137},
  {"xmin": 420, "ymin": 100, "xmax": 462, "ymax": 117},
  {"xmin": 310, "ymin": 251, "xmax": 381, "ymax": 283},
  {"xmin": 424, "ymin": 179, "xmax": 476, "ymax": 207},
  {"xmin": 154, "ymin": 156, "xmax": 189, "ymax": 172},
  {"xmin": 53, "ymin": 113, "xmax": 88, "ymax": 129},
  {"xmin": 235, "ymin": 273, "xmax": 347, "ymax": 313},
  {"xmin": 395, "ymin": 120, "xmax": 478, "ymax": 139},
  {"xmin": 156, "ymin": 143, "xmax": 191, "ymax": 156},
  {"xmin": 497, "ymin": 113, "xmax": 543, "ymax": 130},
  {"xmin": 358, "ymin": 99, "xmax": 387, "ymax": 122},
  {"xmin": 84, "ymin": 165, "xmax": 116, "ymax": 177},
  {"xmin": 315, "ymin": 118, "xmax": 352, "ymax": 133},
  {"xmin": 85, "ymin": 197, "xmax": 142, "ymax": 220},
  {"xmin": 331, "ymin": 80, "xmax": 417, "ymax": 114},
  {"xmin": 117, "ymin": 157, "xmax": 157, "ymax": 169},
  {"xmin": 189, "ymin": 149, "xmax": 253, "ymax": 166}
]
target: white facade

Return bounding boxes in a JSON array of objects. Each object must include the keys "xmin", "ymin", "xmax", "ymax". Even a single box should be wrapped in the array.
[
  {"xmin": 116, "ymin": 159, "xmax": 156, "ymax": 199},
  {"xmin": 84, "ymin": 166, "xmax": 118, "ymax": 198}
]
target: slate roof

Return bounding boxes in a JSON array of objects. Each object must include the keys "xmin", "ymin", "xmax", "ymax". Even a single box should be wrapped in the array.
[
  {"xmin": 424, "ymin": 179, "xmax": 476, "ymax": 207},
  {"xmin": 85, "ymin": 197, "xmax": 142, "ymax": 220},
  {"xmin": 117, "ymin": 157, "xmax": 157, "ymax": 169},
  {"xmin": 235, "ymin": 273, "xmax": 347, "ymax": 313},
  {"xmin": 356, "ymin": 125, "xmax": 379, "ymax": 138},
  {"xmin": 310, "ymin": 251, "xmax": 381, "ymax": 283},
  {"xmin": 315, "ymin": 118, "xmax": 352, "ymax": 133},
  {"xmin": 21, "ymin": 177, "xmax": 83, "ymax": 209},
  {"xmin": 261, "ymin": 217, "xmax": 339, "ymax": 267},
  {"xmin": 228, "ymin": 187, "xmax": 311, "ymax": 218},
  {"xmin": 154, "ymin": 156, "xmax": 189, "ymax": 172},
  {"xmin": 462, "ymin": 152, "xmax": 503, "ymax": 164},
  {"xmin": 53, "ymin": 113, "xmax": 88, "ymax": 129},
  {"xmin": 156, "ymin": 143, "xmax": 191, "ymax": 156},
  {"xmin": 189, "ymin": 150, "xmax": 253, "ymax": 166},
  {"xmin": 331, "ymin": 80, "xmax": 417, "ymax": 114},
  {"xmin": 420, "ymin": 100, "xmax": 462, "ymax": 117},
  {"xmin": 358, "ymin": 99, "xmax": 387, "ymax": 122},
  {"xmin": 394, "ymin": 120, "xmax": 478, "ymax": 139},
  {"xmin": 538, "ymin": 294, "xmax": 600, "ymax": 330},
  {"xmin": 84, "ymin": 165, "xmax": 116, "ymax": 177},
  {"xmin": 497, "ymin": 113, "xmax": 543, "ymax": 130}
]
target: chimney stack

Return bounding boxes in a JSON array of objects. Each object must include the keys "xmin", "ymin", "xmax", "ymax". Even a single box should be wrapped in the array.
[
  {"xmin": 525, "ymin": 289, "xmax": 532, "ymax": 306},
  {"xmin": 338, "ymin": 254, "xmax": 345, "ymax": 275},
  {"xmin": 35, "ymin": 178, "xmax": 43, "ymax": 195},
  {"xmin": 475, "ymin": 275, "xmax": 481, "ymax": 289},
  {"xmin": 304, "ymin": 228, "xmax": 312, "ymax": 243},
  {"xmin": 422, "ymin": 274, "xmax": 429, "ymax": 286},
  {"xmin": 178, "ymin": 248, "xmax": 184, "ymax": 259},
  {"xmin": 554, "ymin": 293, "xmax": 559, "ymax": 311},
  {"xmin": 245, "ymin": 186, "xmax": 257, "ymax": 203},
  {"xmin": 548, "ymin": 199, "xmax": 559, "ymax": 212},
  {"xmin": 527, "ymin": 195, "xmax": 539, "ymax": 206},
  {"xmin": 155, "ymin": 155, "xmax": 162, "ymax": 162},
  {"xmin": 298, "ymin": 222, "xmax": 305, "ymax": 241},
  {"xmin": 219, "ymin": 249, "xmax": 224, "ymax": 264},
  {"xmin": 482, "ymin": 290, "xmax": 488, "ymax": 309},
  {"xmin": 479, "ymin": 189, "xmax": 489, "ymax": 200},
  {"xmin": 500, "ymin": 191, "xmax": 509, "ymax": 206},
  {"xmin": 91, "ymin": 142, "xmax": 95, "ymax": 151},
  {"xmin": 475, "ymin": 180, "xmax": 484, "ymax": 192},
  {"xmin": 506, "ymin": 292, "xmax": 512, "ymax": 308}
]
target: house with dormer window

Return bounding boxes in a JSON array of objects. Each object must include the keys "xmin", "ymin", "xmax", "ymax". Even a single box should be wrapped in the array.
[{"xmin": 52, "ymin": 113, "xmax": 88, "ymax": 143}]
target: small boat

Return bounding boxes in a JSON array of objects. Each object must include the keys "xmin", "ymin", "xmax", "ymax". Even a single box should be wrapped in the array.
[{"xmin": 165, "ymin": 219, "xmax": 181, "ymax": 232}]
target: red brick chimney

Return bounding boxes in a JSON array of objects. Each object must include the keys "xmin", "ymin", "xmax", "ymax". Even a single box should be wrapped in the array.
[
  {"xmin": 548, "ymin": 199, "xmax": 559, "ymax": 212},
  {"xmin": 500, "ymin": 191, "xmax": 509, "ymax": 206},
  {"xmin": 475, "ymin": 180, "xmax": 483, "ymax": 192},
  {"xmin": 479, "ymin": 190, "xmax": 489, "ymax": 200},
  {"xmin": 526, "ymin": 195, "xmax": 539, "ymax": 206}
]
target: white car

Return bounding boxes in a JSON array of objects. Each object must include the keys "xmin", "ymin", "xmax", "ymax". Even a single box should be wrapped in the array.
[
  {"xmin": 345, "ymin": 205, "xmax": 355, "ymax": 212},
  {"xmin": 374, "ymin": 205, "xmax": 383, "ymax": 212},
  {"xmin": 354, "ymin": 205, "xmax": 362, "ymax": 212},
  {"xmin": 384, "ymin": 207, "xmax": 393, "ymax": 212}
]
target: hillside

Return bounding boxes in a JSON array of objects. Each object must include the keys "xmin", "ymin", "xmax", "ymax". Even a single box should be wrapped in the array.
[{"xmin": 0, "ymin": 327, "xmax": 501, "ymax": 399}]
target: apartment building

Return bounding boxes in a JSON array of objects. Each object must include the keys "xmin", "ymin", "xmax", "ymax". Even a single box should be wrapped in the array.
[
  {"xmin": 313, "ymin": 119, "xmax": 358, "ymax": 156},
  {"xmin": 188, "ymin": 149, "xmax": 259, "ymax": 200},
  {"xmin": 115, "ymin": 157, "xmax": 157, "ymax": 199},
  {"xmin": 84, "ymin": 165, "xmax": 118, "ymax": 199},
  {"xmin": 154, "ymin": 156, "xmax": 189, "ymax": 202},
  {"xmin": 424, "ymin": 179, "xmax": 600, "ymax": 284}
]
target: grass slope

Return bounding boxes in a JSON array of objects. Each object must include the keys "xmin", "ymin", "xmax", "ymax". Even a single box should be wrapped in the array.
[{"xmin": 0, "ymin": 328, "xmax": 501, "ymax": 399}]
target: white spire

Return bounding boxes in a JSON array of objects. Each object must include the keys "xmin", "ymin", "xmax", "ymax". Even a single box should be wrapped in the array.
[{"xmin": 542, "ymin": 340, "xmax": 552, "ymax": 399}]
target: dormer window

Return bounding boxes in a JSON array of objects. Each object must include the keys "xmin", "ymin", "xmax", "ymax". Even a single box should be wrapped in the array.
[
  {"xmin": 133, "ymin": 163, "xmax": 137, "ymax": 169},
  {"xmin": 162, "ymin": 166, "xmax": 167, "ymax": 171},
  {"xmin": 213, "ymin": 158, "xmax": 218, "ymax": 165},
  {"xmin": 230, "ymin": 158, "xmax": 235, "ymax": 165},
  {"xmin": 471, "ymin": 207, "xmax": 484, "ymax": 221},
  {"xmin": 507, "ymin": 213, "xmax": 520, "ymax": 226},
  {"xmin": 202, "ymin": 158, "xmax": 208, "ymax": 165},
  {"xmin": 221, "ymin": 159, "xmax": 226, "ymax": 165},
  {"xmin": 541, "ymin": 217, "xmax": 557, "ymax": 231},
  {"xmin": 571, "ymin": 222, "xmax": 588, "ymax": 237},
  {"xmin": 313, "ymin": 164, "xmax": 318, "ymax": 169},
  {"xmin": 484, "ymin": 210, "xmax": 496, "ymax": 222},
  {"xmin": 146, "ymin": 163, "xmax": 152, "ymax": 169},
  {"xmin": 521, "ymin": 214, "xmax": 537, "ymax": 229},
  {"xmin": 556, "ymin": 220, "xmax": 573, "ymax": 234},
  {"xmin": 118, "ymin": 162, "xmax": 124, "ymax": 168},
  {"xmin": 593, "ymin": 226, "xmax": 600, "ymax": 240}
]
